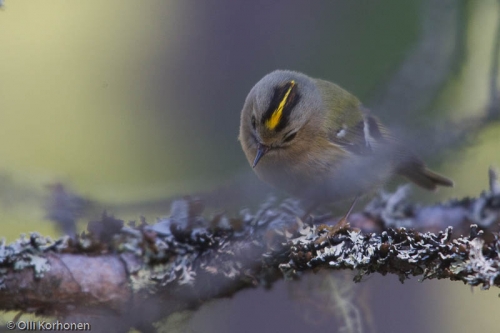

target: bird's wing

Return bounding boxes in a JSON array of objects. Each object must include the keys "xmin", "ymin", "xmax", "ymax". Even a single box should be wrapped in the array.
[
  {"xmin": 315, "ymin": 79, "xmax": 453, "ymax": 190},
  {"xmin": 329, "ymin": 110, "xmax": 388, "ymax": 155},
  {"xmin": 315, "ymin": 79, "xmax": 387, "ymax": 155}
]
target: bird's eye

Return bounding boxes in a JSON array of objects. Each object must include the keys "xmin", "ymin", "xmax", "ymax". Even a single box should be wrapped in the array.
[
  {"xmin": 283, "ymin": 132, "xmax": 297, "ymax": 143},
  {"xmin": 251, "ymin": 115, "xmax": 256, "ymax": 129}
]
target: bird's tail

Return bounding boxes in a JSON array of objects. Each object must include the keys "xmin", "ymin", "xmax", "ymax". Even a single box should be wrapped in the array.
[{"xmin": 397, "ymin": 159, "xmax": 453, "ymax": 191}]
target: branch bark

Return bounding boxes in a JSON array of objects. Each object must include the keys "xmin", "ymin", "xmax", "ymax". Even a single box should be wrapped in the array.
[{"xmin": 1, "ymin": 170, "xmax": 499, "ymax": 332}]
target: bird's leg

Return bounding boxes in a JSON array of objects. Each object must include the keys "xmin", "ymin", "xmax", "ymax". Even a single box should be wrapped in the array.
[
  {"xmin": 314, "ymin": 196, "xmax": 359, "ymax": 244},
  {"xmin": 333, "ymin": 195, "xmax": 358, "ymax": 230},
  {"xmin": 300, "ymin": 200, "xmax": 322, "ymax": 223}
]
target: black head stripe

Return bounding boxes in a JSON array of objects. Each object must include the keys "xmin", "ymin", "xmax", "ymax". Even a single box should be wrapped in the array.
[{"xmin": 261, "ymin": 81, "xmax": 300, "ymax": 132}]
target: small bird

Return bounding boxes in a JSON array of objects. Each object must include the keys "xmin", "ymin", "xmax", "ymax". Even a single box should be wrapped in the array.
[{"xmin": 239, "ymin": 70, "xmax": 453, "ymax": 207}]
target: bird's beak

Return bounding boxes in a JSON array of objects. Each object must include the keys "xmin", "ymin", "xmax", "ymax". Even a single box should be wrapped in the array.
[{"xmin": 252, "ymin": 144, "xmax": 269, "ymax": 168}]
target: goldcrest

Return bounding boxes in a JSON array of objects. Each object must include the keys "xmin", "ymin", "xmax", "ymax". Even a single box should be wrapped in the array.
[{"xmin": 239, "ymin": 70, "xmax": 453, "ymax": 204}]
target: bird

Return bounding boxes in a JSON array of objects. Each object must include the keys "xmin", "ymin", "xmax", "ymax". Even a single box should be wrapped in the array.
[{"xmin": 238, "ymin": 70, "xmax": 453, "ymax": 210}]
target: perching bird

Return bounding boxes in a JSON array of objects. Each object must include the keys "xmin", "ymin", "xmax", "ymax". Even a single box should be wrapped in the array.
[{"xmin": 239, "ymin": 70, "xmax": 453, "ymax": 207}]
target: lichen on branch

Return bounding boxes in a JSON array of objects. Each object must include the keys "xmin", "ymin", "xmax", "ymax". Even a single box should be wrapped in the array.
[{"xmin": 0, "ymin": 169, "xmax": 499, "ymax": 325}]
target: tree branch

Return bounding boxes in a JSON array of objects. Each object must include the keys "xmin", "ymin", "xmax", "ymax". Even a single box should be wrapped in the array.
[{"xmin": 1, "ymin": 170, "xmax": 499, "ymax": 330}]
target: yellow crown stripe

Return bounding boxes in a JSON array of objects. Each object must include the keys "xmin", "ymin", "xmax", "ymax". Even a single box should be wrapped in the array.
[{"xmin": 266, "ymin": 80, "xmax": 295, "ymax": 130}]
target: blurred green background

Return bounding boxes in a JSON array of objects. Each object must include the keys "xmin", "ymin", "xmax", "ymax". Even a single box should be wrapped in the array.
[{"xmin": 0, "ymin": 0, "xmax": 499, "ymax": 332}]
